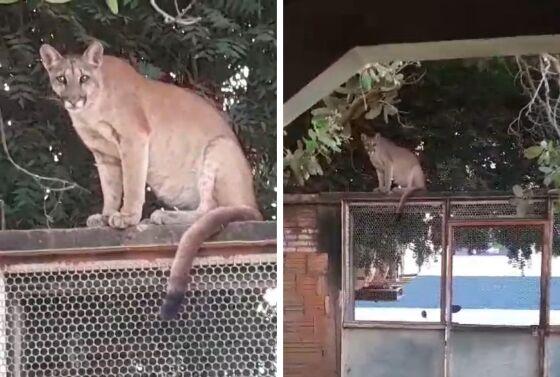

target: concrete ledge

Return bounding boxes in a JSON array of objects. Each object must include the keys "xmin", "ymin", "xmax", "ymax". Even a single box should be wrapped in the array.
[{"xmin": 0, "ymin": 221, "xmax": 276, "ymax": 252}]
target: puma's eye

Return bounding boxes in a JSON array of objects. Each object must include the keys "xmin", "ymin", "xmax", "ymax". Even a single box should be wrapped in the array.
[
  {"xmin": 80, "ymin": 75, "xmax": 90, "ymax": 84},
  {"xmin": 56, "ymin": 75, "xmax": 67, "ymax": 85}
]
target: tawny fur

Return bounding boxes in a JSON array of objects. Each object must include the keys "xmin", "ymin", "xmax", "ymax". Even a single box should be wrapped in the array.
[
  {"xmin": 361, "ymin": 133, "xmax": 426, "ymax": 215},
  {"xmin": 40, "ymin": 41, "xmax": 262, "ymax": 320}
]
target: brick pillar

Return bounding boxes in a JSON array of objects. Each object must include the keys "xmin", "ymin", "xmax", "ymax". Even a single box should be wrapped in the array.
[{"xmin": 284, "ymin": 205, "xmax": 337, "ymax": 377}]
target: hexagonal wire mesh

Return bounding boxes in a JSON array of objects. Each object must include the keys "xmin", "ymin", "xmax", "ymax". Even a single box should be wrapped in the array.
[
  {"xmin": 0, "ymin": 254, "xmax": 277, "ymax": 377},
  {"xmin": 349, "ymin": 201, "xmax": 444, "ymax": 274},
  {"xmin": 450, "ymin": 199, "xmax": 547, "ymax": 219},
  {"xmin": 348, "ymin": 202, "xmax": 443, "ymax": 321}
]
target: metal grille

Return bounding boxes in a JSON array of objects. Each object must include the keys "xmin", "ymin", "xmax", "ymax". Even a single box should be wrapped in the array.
[
  {"xmin": 450, "ymin": 199, "xmax": 547, "ymax": 219},
  {"xmin": 0, "ymin": 254, "xmax": 277, "ymax": 377},
  {"xmin": 452, "ymin": 225, "xmax": 543, "ymax": 273},
  {"xmin": 349, "ymin": 202, "xmax": 444, "ymax": 269},
  {"xmin": 553, "ymin": 207, "xmax": 560, "ymax": 256}
]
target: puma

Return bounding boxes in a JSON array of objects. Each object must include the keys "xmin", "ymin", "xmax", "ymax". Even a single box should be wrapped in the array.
[
  {"xmin": 361, "ymin": 133, "xmax": 426, "ymax": 216},
  {"xmin": 40, "ymin": 41, "xmax": 262, "ymax": 319}
]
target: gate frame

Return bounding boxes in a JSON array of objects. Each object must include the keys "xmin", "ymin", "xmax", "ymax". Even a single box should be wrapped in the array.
[{"xmin": 341, "ymin": 194, "xmax": 557, "ymax": 377}]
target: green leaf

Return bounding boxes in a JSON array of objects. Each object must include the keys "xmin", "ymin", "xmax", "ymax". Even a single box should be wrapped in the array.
[
  {"xmin": 360, "ymin": 73, "xmax": 373, "ymax": 91},
  {"xmin": 524, "ymin": 145, "xmax": 544, "ymax": 159},
  {"xmin": 552, "ymin": 172, "xmax": 560, "ymax": 188},
  {"xmin": 539, "ymin": 166, "xmax": 553, "ymax": 174},
  {"xmin": 304, "ymin": 138, "xmax": 318, "ymax": 152},
  {"xmin": 0, "ymin": 0, "xmax": 18, "ymax": 3},
  {"xmin": 106, "ymin": 0, "xmax": 118, "ymax": 14}
]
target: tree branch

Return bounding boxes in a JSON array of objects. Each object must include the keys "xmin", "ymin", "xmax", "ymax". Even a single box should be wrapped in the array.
[
  {"xmin": 0, "ymin": 107, "xmax": 89, "ymax": 194},
  {"xmin": 150, "ymin": 0, "xmax": 201, "ymax": 26},
  {"xmin": 509, "ymin": 54, "xmax": 560, "ymax": 144}
]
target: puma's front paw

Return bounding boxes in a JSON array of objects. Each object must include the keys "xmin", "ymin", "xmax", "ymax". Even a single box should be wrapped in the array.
[
  {"xmin": 86, "ymin": 213, "xmax": 109, "ymax": 227},
  {"xmin": 108, "ymin": 212, "xmax": 141, "ymax": 229}
]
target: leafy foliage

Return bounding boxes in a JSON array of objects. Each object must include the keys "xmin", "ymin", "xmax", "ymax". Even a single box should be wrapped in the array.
[
  {"xmin": 515, "ymin": 54, "xmax": 560, "ymax": 199},
  {"xmin": 284, "ymin": 61, "xmax": 419, "ymax": 186},
  {"xmin": 524, "ymin": 140, "xmax": 560, "ymax": 187},
  {"xmin": 283, "ymin": 113, "xmax": 346, "ymax": 185},
  {"xmin": 285, "ymin": 58, "xmax": 539, "ymax": 194},
  {"xmin": 352, "ymin": 211, "xmax": 442, "ymax": 275},
  {"xmin": 0, "ymin": 0, "xmax": 276, "ymax": 229}
]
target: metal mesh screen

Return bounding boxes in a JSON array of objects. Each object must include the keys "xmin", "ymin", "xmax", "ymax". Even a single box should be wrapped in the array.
[
  {"xmin": 450, "ymin": 199, "xmax": 547, "ymax": 219},
  {"xmin": 348, "ymin": 202, "xmax": 443, "ymax": 321},
  {"xmin": 553, "ymin": 208, "xmax": 560, "ymax": 256},
  {"xmin": 0, "ymin": 254, "xmax": 277, "ymax": 377},
  {"xmin": 453, "ymin": 225, "xmax": 544, "ymax": 252},
  {"xmin": 349, "ymin": 202, "xmax": 444, "ymax": 272}
]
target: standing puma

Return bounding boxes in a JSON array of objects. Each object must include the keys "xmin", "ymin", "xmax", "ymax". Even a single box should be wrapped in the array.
[
  {"xmin": 40, "ymin": 41, "xmax": 262, "ymax": 319},
  {"xmin": 361, "ymin": 133, "xmax": 426, "ymax": 216}
]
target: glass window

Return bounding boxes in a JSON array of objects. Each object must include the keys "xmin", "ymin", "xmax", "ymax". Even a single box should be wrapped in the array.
[
  {"xmin": 451, "ymin": 226, "xmax": 542, "ymax": 326},
  {"xmin": 351, "ymin": 206, "xmax": 443, "ymax": 322}
]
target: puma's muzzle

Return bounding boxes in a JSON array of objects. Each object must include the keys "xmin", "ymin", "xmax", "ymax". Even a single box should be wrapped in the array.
[{"xmin": 63, "ymin": 96, "xmax": 87, "ymax": 111}]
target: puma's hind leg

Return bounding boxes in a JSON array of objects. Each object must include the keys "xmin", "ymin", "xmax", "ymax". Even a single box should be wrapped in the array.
[{"xmin": 150, "ymin": 164, "xmax": 218, "ymax": 225}]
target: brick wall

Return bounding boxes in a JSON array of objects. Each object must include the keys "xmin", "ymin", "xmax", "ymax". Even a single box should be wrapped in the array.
[{"xmin": 284, "ymin": 204, "xmax": 337, "ymax": 377}]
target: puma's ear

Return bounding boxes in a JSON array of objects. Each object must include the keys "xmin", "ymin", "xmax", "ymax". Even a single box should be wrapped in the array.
[
  {"xmin": 83, "ymin": 40, "xmax": 104, "ymax": 68},
  {"xmin": 39, "ymin": 44, "xmax": 63, "ymax": 71}
]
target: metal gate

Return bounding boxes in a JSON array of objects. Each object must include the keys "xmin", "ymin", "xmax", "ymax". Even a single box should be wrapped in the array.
[{"xmin": 341, "ymin": 195, "xmax": 557, "ymax": 377}]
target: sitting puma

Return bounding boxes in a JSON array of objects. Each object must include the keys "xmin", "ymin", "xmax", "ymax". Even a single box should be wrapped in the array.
[
  {"xmin": 361, "ymin": 132, "xmax": 426, "ymax": 215},
  {"xmin": 40, "ymin": 41, "xmax": 262, "ymax": 319}
]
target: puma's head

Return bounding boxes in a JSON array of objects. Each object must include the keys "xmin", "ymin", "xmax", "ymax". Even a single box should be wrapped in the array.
[
  {"xmin": 361, "ymin": 132, "xmax": 380, "ymax": 149},
  {"xmin": 40, "ymin": 41, "xmax": 104, "ymax": 113}
]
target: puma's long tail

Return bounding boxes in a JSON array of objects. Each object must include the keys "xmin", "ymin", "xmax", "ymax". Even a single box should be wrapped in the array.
[
  {"xmin": 160, "ymin": 205, "xmax": 262, "ymax": 320},
  {"xmin": 395, "ymin": 186, "xmax": 423, "ymax": 221}
]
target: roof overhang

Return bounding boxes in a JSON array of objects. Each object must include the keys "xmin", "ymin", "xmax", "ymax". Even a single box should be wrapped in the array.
[{"xmin": 283, "ymin": 34, "xmax": 560, "ymax": 127}]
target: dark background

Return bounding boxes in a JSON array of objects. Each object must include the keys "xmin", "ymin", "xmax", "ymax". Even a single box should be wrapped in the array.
[{"xmin": 284, "ymin": 0, "xmax": 560, "ymax": 101}]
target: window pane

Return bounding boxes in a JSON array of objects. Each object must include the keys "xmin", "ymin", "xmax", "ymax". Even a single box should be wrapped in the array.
[
  {"xmin": 342, "ymin": 328, "xmax": 444, "ymax": 377},
  {"xmin": 547, "ymin": 334, "xmax": 560, "ymax": 376},
  {"xmin": 451, "ymin": 226, "xmax": 542, "ymax": 326},
  {"xmin": 350, "ymin": 204, "xmax": 443, "ymax": 322},
  {"xmin": 450, "ymin": 332, "xmax": 539, "ymax": 377}
]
